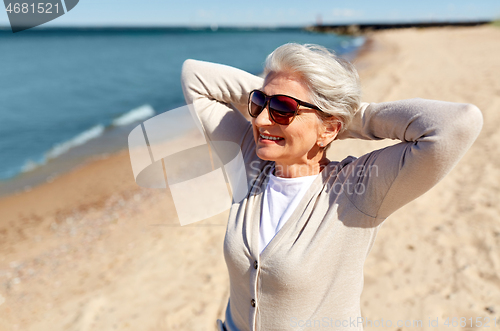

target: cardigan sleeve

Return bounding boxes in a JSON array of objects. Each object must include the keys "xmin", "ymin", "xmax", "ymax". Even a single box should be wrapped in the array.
[
  {"xmin": 335, "ymin": 98, "xmax": 483, "ymax": 219},
  {"xmin": 180, "ymin": 59, "xmax": 264, "ymax": 155}
]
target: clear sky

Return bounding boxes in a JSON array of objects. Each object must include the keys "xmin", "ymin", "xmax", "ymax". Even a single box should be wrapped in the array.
[{"xmin": 1, "ymin": 0, "xmax": 500, "ymax": 27}]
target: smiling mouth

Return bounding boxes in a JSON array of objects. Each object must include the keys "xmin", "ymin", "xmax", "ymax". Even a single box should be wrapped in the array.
[{"xmin": 259, "ymin": 133, "xmax": 284, "ymax": 141}]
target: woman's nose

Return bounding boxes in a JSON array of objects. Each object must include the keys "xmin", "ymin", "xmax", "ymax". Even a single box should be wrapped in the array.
[{"xmin": 254, "ymin": 104, "xmax": 274, "ymax": 126}]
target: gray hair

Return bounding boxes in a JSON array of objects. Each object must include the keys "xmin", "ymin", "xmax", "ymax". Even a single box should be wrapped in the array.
[{"xmin": 263, "ymin": 43, "xmax": 362, "ymax": 146}]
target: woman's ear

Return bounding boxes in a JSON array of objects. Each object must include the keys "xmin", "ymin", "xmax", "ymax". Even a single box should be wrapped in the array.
[{"xmin": 320, "ymin": 117, "xmax": 342, "ymax": 144}]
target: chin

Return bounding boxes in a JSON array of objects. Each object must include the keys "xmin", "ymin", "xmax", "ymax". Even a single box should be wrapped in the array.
[{"xmin": 255, "ymin": 148, "xmax": 278, "ymax": 162}]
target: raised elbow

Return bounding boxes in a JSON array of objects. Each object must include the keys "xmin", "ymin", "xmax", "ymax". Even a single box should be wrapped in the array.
[
  {"xmin": 464, "ymin": 103, "xmax": 483, "ymax": 130},
  {"xmin": 428, "ymin": 102, "xmax": 483, "ymax": 158},
  {"xmin": 180, "ymin": 59, "xmax": 204, "ymax": 103},
  {"xmin": 460, "ymin": 103, "xmax": 483, "ymax": 141},
  {"xmin": 181, "ymin": 59, "xmax": 198, "ymax": 81}
]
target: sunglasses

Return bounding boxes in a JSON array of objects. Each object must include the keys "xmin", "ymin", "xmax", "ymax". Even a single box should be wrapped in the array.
[{"xmin": 247, "ymin": 89, "xmax": 322, "ymax": 125}]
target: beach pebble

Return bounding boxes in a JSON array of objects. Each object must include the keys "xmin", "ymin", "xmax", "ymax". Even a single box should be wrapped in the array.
[
  {"xmin": 485, "ymin": 306, "xmax": 495, "ymax": 314},
  {"xmin": 9, "ymin": 261, "xmax": 20, "ymax": 269}
]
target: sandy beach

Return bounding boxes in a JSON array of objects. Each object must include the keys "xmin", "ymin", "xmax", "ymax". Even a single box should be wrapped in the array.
[{"xmin": 1, "ymin": 25, "xmax": 499, "ymax": 331}]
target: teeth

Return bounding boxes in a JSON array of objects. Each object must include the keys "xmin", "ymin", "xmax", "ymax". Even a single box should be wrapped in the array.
[{"xmin": 260, "ymin": 134, "xmax": 283, "ymax": 141}]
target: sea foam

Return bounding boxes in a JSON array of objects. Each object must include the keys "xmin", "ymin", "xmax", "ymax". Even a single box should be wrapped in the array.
[
  {"xmin": 17, "ymin": 105, "xmax": 156, "ymax": 176},
  {"xmin": 112, "ymin": 104, "xmax": 155, "ymax": 126},
  {"xmin": 19, "ymin": 124, "xmax": 105, "ymax": 175},
  {"xmin": 46, "ymin": 124, "xmax": 105, "ymax": 160}
]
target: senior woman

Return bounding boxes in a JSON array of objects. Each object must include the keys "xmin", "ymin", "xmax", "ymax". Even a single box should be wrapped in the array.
[{"xmin": 180, "ymin": 43, "xmax": 483, "ymax": 331}]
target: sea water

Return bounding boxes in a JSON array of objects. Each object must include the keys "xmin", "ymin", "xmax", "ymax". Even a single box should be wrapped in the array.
[{"xmin": 0, "ymin": 27, "xmax": 364, "ymax": 197}]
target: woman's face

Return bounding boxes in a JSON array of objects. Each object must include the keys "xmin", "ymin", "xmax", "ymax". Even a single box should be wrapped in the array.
[{"xmin": 251, "ymin": 71, "xmax": 325, "ymax": 168}]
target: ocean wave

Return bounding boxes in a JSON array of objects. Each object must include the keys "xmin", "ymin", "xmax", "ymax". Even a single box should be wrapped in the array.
[
  {"xmin": 15, "ymin": 105, "xmax": 155, "ymax": 177},
  {"xmin": 112, "ymin": 104, "xmax": 155, "ymax": 126},
  {"xmin": 46, "ymin": 124, "xmax": 106, "ymax": 160},
  {"xmin": 20, "ymin": 158, "xmax": 43, "ymax": 174},
  {"xmin": 17, "ymin": 124, "xmax": 105, "ymax": 176}
]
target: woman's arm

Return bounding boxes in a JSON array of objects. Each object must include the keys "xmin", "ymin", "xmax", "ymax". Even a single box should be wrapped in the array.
[
  {"xmin": 336, "ymin": 98, "xmax": 483, "ymax": 219},
  {"xmin": 181, "ymin": 59, "xmax": 264, "ymax": 150}
]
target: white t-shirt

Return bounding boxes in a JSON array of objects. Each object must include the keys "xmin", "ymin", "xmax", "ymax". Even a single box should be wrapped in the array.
[{"xmin": 259, "ymin": 170, "xmax": 319, "ymax": 254}]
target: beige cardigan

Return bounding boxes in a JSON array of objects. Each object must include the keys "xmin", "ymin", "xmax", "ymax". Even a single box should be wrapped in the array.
[{"xmin": 180, "ymin": 59, "xmax": 483, "ymax": 331}]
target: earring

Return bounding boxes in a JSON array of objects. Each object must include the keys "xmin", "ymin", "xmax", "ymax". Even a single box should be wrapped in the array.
[{"xmin": 319, "ymin": 142, "xmax": 324, "ymax": 147}]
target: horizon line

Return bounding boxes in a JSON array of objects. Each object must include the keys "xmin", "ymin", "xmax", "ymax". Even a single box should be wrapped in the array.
[{"xmin": 0, "ymin": 18, "xmax": 495, "ymax": 31}]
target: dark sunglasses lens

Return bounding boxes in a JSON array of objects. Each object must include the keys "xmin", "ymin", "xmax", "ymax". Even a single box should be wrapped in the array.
[
  {"xmin": 269, "ymin": 96, "xmax": 297, "ymax": 124},
  {"xmin": 250, "ymin": 91, "xmax": 266, "ymax": 117}
]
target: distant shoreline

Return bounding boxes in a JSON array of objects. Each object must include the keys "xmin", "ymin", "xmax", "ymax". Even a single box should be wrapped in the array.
[
  {"xmin": 0, "ymin": 20, "xmax": 493, "ymax": 35},
  {"xmin": 306, "ymin": 20, "xmax": 492, "ymax": 35}
]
